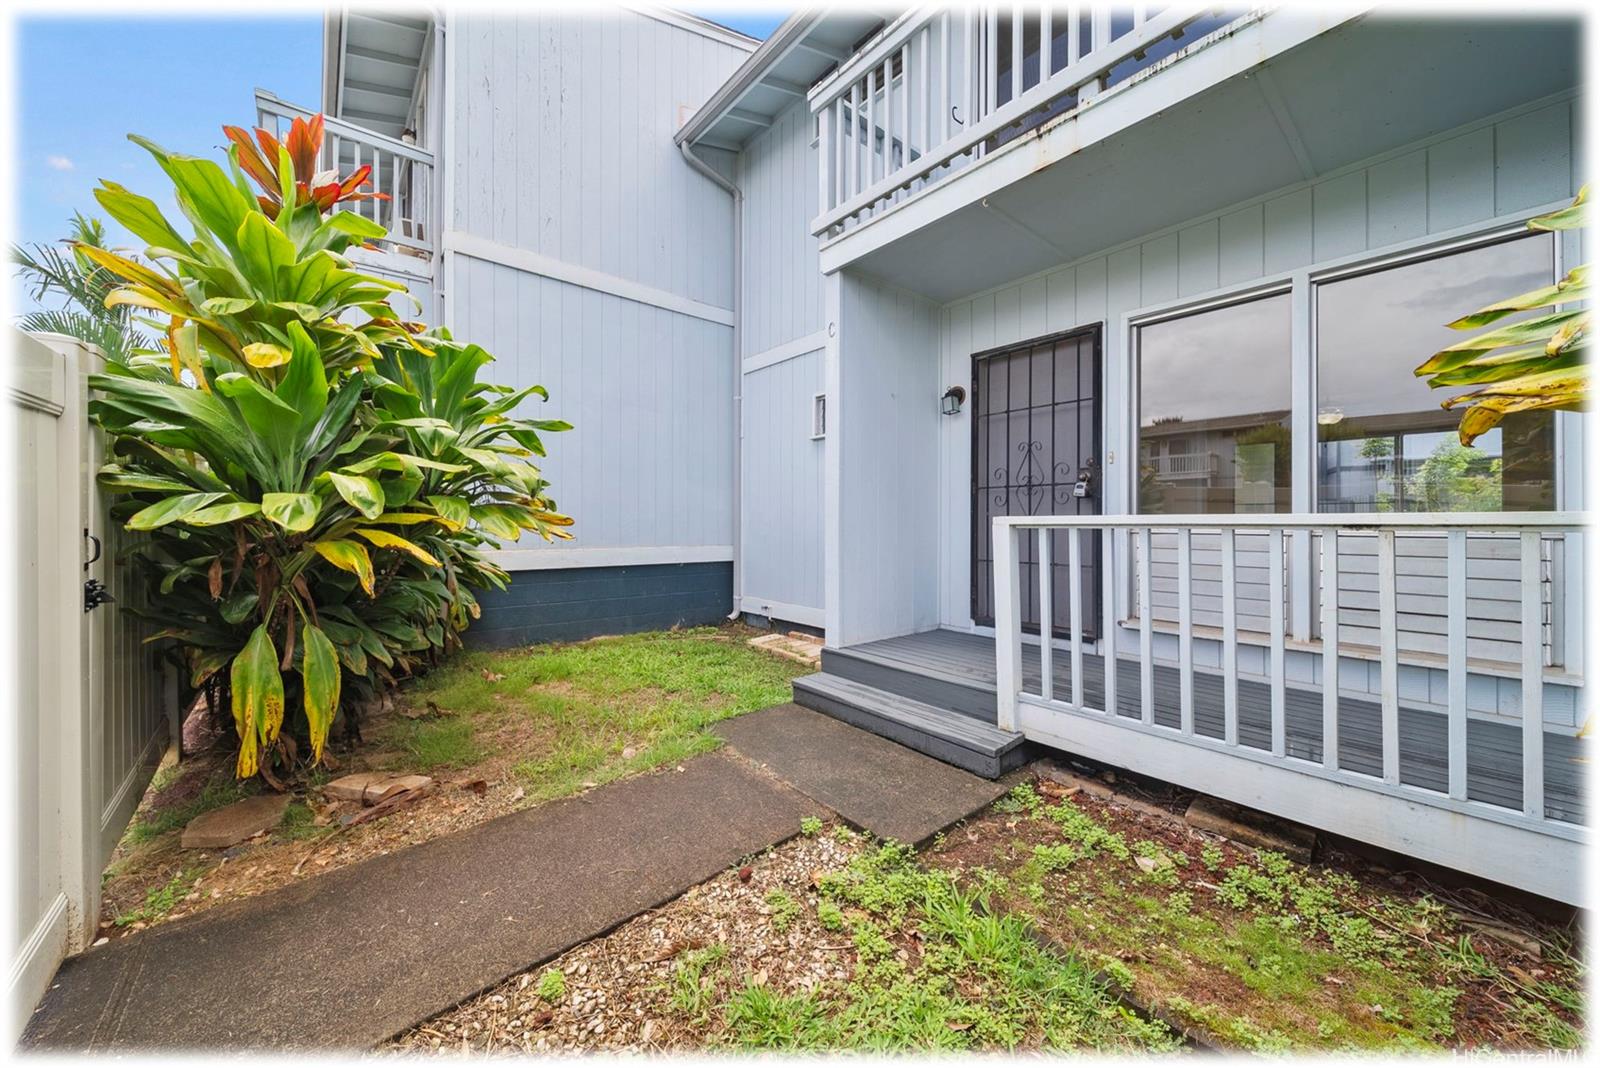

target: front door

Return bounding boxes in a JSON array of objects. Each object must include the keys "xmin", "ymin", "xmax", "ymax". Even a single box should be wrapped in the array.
[{"xmin": 971, "ymin": 324, "xmax": 1102, "ymax": 637}]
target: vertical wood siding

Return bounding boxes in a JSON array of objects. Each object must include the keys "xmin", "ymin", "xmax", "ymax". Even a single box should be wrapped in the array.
[
  {"xmin": 740, "ymin": 351, "xmax": 825, "ymax": 618},
  {"xmin": 738, "ymin": 98, "xmax": 829, "ymax": 620},
  {"xmin": 453, "ymin": 256, "xmax": 733, "ymax": 551},
  {"xmin": 935, "ymin": 96, "xmax": 1580, "ymax": 723},
  {"xmin": 445, "ymin": 11, "xmax": 747, "ymax": 558},
  {"xmin": 451, "ymin": 12, "xmax": 742, "ymax": 308},
  {"xmin": 838, "ymin": 273, "xmax": 942, "ymax": 645}
]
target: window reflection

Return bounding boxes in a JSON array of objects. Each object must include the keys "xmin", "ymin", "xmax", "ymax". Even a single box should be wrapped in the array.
[
  {"xmin": 1315, "ymin": 234, "xmax": 1557, "ymax": 513},
  {"xmin": 1137, "ymin": 293, "xmax": 1293, "ymax": 514}
]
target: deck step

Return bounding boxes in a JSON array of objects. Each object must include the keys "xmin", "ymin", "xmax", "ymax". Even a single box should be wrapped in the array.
[
  {"xmin": 820, "ymin": 645, "xmax": 997, "ymax": 723},
  {"xmin": 791, "ymin": 673, "xmax": 1029, "ymax": 780}
]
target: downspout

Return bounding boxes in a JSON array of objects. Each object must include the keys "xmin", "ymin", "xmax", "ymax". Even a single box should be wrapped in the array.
[{"xmin": 678, "ymin": 141, "xmax": 744, "ymax": 621}]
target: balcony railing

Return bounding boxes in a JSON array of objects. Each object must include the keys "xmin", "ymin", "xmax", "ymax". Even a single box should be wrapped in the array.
[
  {"xmin": 808, "ymin": 4, "xmax": 1250, "ymax": 238},
  {"xmin": 990, "ymin": 512, "xmax": 1586, "ymax": 898},
  {"xmin": 254, "ymin": 91, "xmax": 435, "ymax": 256},
  {"xmin": 1151, "ymin": 451, "xmax": 1219, "ymax": 480}
]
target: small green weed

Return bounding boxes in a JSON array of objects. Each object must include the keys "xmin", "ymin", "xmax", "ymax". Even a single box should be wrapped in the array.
[
  {"xmin": 536, "ymin": 969, "xmax": 566, "ymax": 1003},
  {"xmin": 669, "ymin": 944, "xmax": 728, "ymax": 1023},
  {"xmin": 800, "ymin": 815, "xmax": 823, "ymax": 836},
  {"xmin": 765, "ymin": 889, "xmax": 801, "ymax": 933},
  {"xmin": 114, "ymin": 868, "xmax": 202, "ymax": 927},
  {"xmin": 995, "ymin": 782, "xmax": 1042, "ymax": 815}
]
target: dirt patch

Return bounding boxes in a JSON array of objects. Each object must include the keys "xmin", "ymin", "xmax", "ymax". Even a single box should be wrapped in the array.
[{"xmin": 930, "ymin": 778, "xmax": 1586, "ymax": 1052}]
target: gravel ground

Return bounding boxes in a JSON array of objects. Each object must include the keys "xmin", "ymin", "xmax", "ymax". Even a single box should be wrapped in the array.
[{"xmin": 388, "ymin": 824, "xmax": 865, "ymax": 1055}]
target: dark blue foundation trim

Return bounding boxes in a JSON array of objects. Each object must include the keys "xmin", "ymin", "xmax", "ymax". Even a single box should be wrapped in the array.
[{"xmin": 468, "ymin": 561, "xmax": 733, "ymax": 648}]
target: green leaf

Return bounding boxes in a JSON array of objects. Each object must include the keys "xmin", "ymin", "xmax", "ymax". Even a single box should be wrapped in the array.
[
  {"xmin": 201, "ymin": 297, "xmax": 259, "ymax": 316},
  {"xmin": 92, "ymin": 180, "xmax": 192, "ymax": 252},
  {"xmin": 325, "ymin": 211, "xmax": 387, "ymax": 239},
  {"xmin": 230, "ymin": 625, "xmax": 284, "ymax": 778},
  {"xmin": 426, "ymin": 495, "xmax": 471, "ymax": 531},
  {"xmin": 261, "ymin": 492, "xmax": 321, "ymax": 532},
  {"xmin": 313, "ymin": 539, "xmax": 375, "ymax": 594},
  {"xmin": 219, "ymin": 590, "xmax": 260, "ymax": 625},
  {"xmin": 184, "ymin": 501, "xmax": 263, "ymax": 526},
  {"xmin": 301, "ymin": 624, "xmax": 341, "ymax": 762},
  {"xmin": 97, "ymin": 468, "xmax": 194, "ymax": 493},
  {"xmin": 329, "ymin": 472, "xmax": 384, "ymax": 519},
  {"xmin": 235, "ymin": 212, "xmax": 299, "ymax": 299},
  {"xmin": 127, "ymin": 492, "xmax": 228, "ymax": 530}
]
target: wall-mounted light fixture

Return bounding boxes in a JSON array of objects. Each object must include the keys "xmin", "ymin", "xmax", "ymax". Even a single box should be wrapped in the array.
[{"xmin": 941, "ymin": 385, "xmax": 966, "ymax": 416}]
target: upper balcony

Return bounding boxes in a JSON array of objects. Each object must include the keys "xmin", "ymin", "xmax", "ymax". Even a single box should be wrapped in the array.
[
  {"xmin": 806, "ymin": 4, "xmax": 1579, "ymax": 298},
  {"xmin": 255, "ymin": 91, "xmax": 436, "ymax": 261}
]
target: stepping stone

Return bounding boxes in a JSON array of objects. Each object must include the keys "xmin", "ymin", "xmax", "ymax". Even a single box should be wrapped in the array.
[
  {"xmin": 180, "ymin": 794, "xmax": 291, "ymax": 850},
  {"xmin": 325, "ymin": 772, "xmax": 434, "ymax": 805},
  {"xmin": 715, "ymin": 703, "xmax": 1007, "ymax": 845},
  {"xmin": 1183, "ymin": 793, "xmax": 1316, "ymax": 863}
]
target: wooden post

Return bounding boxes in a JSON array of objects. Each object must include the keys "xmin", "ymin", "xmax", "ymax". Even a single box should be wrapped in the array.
[{"xmin": 994, "ymin": 519, "xmax": 1023, "ymax": 732}]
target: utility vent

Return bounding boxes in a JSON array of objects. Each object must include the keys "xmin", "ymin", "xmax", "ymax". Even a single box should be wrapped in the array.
[{"xmin": 811, "ymin": 392, "xmax": 826, "ymax": 440}]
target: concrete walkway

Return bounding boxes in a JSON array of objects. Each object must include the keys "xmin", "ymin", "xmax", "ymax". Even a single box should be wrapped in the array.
[{"xmin": 23, "ymin": 705, "xmax": 1008, "ymax": 1052}]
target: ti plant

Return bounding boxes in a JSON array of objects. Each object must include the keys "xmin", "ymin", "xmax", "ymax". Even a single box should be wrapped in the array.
[
  {"xmin": 83, "ymin": 113, "xmax": 571, "ymax": 780},
  {"xmin": 1415, "ymin": 187, "xmax": 1588, "ymax": 445}
]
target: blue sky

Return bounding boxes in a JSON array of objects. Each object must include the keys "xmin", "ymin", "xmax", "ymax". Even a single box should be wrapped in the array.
[
  {"xmin": 15, "ymin": 17, "xmax": 321, "ymax": 256},
  {"xmin": 13, "ymin": 8, "xmax": 785, "ymax": 296}
]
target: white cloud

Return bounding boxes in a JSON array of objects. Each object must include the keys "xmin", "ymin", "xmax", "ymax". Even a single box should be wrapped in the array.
[{"xmin": 45, "ymin": 155, "xmax": 74, "ymax": 171}]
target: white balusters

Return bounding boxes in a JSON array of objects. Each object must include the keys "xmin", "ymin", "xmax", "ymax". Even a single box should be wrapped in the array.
[
  {"xmin": 1038, "ymin": 528, "xmax": 1054, "ymax": 702},
  {"xmin": 993, "ymin": 520, "xmax": 1022, "ymax": 733},
  {"xmin": 1068, "ymin": 525, "xmax": 1084, "ymax": 708},
  {"xmin": 1378, "ymin": 529, "xmax": 1400, "ymax": 785},
  {"xmin": 1177, "ymin": 526, "xmax": 1194, "ymax": 735},
  {"xmin": 1446, "ymin": 530, "xmax": 1468, "ymax": 800},
  {"xmin": 1221, "ymin": 527, "xmax": 1238, "ymax": 746},
  {"xmin": 1268, "ymin": 528, "xmax": 1286, "ymax": 757},
  {"xmin": 1102, "ymin": 527, "xmax": 1117, "ymax": 718},
  {"xmin": 1138, "ymin": 526, "xmax": 1153, "ymax": 724},
  {"xmin": 1321, "ymin": 528, "xmax": 1339, "ymax": 770},
  {"xmin": 1521, "ymin": 532, "xmax": 1544, "ymax": 818}
]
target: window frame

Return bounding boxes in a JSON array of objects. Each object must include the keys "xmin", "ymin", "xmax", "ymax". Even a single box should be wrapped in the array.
[
  {"xmin": 1127, "ymin": 276, "xmax": 1297, "ymax": 518},
  {"xmin": 1306, "ymin": 224, "xmax": 1563, "ymax": 515},
  {"xmin": 1116, "ymin": 205, "xmax": 1577, "ymax": 651}
]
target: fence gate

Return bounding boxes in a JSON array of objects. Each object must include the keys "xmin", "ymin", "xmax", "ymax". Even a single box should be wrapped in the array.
[{"xmin": 6, "ymin": 330, "xmax": 172, "ymax": 1042}]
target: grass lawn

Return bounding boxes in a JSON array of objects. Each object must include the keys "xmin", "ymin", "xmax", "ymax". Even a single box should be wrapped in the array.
[
  {"xmin": 931, "ymin": 780, "xmax": 1586, "ymax": 1052},
  {"xmin": 100, "ymin": 626, "xmax": 805, "ymax": 936},
  {"xmin": 384, "ymin": 626, "xmax": 803, "ymax": 801}
]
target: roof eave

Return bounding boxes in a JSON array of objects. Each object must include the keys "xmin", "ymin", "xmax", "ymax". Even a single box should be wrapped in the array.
[{"xmin": 676, "ymin": 10, "xmax": 825, "ymax": 147}]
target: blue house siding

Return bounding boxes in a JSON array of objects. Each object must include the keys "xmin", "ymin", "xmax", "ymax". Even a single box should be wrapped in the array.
[{"xmin": 468, "ymin": 563, "xmax": 733, "ymax": 648}]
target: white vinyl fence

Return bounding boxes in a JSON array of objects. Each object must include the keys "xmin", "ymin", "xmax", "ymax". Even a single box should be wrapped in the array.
[{"xmin": 7, "ymin": 330, "xmax": 173, "ymax": 1042}]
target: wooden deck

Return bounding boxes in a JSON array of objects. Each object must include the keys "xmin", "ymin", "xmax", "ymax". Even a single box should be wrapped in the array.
[{"xmin": 830, "ymin": 628, "xmax": 1585, "ymax": 826}]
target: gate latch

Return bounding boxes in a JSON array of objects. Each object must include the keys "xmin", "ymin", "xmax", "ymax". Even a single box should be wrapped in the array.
[{"xmin": 84, "ymin": 579, "xmax": 114, "ymax": 613}]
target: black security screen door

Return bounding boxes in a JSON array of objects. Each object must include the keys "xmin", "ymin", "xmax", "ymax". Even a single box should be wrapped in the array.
[{"xmin": 971, "ymin": 324, "xmax": 1103, "ymax": 637}]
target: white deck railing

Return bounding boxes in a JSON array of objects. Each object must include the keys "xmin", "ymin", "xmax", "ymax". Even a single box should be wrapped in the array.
[
  {"xmin": 808, "ymin": 4, "xmax": 1239, "ymax": 237},
  {"xmin": 991, "ymin": 513, "xmax": 1585, "ymax": 836},
  {"xmin": 254, "ymin": 91, "xmax": 435, "ymax": 255}
]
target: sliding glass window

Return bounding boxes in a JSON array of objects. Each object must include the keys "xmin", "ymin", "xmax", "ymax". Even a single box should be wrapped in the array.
[
  {"xmin": 1136, "ymin": 293, "xmax": 1293, "ymax": 514},
  {"xmin": 1314, "ymin": 234, "xmax": 1557, "ymax": 513}
]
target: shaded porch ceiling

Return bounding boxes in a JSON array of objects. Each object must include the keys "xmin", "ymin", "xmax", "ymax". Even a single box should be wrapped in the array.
[
  {"xmin": 322, "ymin": 10, "xmax": 432, "ymax": 140},
  {"xmin": 844, "ymin": 14, "xmax": 1581, "ymax": 304}
]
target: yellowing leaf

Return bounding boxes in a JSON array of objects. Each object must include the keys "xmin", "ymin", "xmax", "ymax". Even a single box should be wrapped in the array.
[
  {"xmin": 231, "ymin": 625, "xmax": 284, "ymax": 779},
  {"xmin": 243, "ymin": 342, "xmax": 292, "ymax": 368},
  {"xmin": 354, "ymin": 527, "xmax": 440, "ymax": 566},
  {"xmin": 301, "ymin": 624, "xmax": 340, "ymax": 763},
  {"xmin": 312, "ymin": 539, "xmax": 375, "ymax": 595}
]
